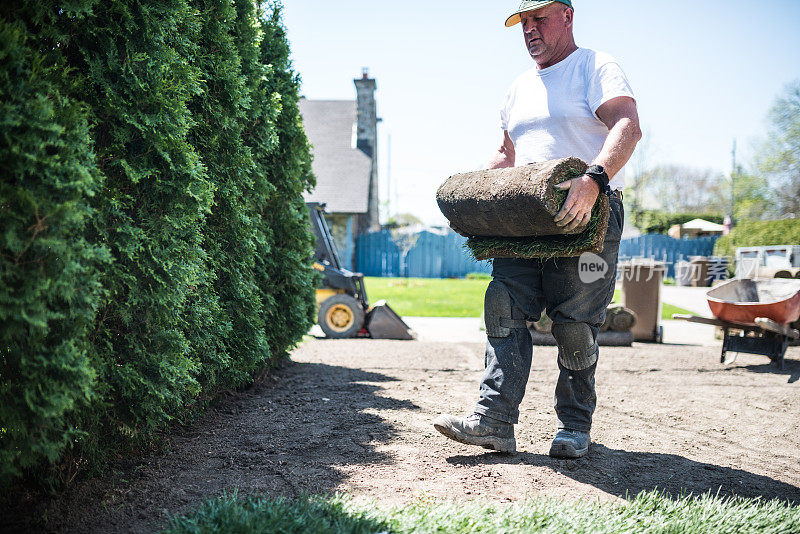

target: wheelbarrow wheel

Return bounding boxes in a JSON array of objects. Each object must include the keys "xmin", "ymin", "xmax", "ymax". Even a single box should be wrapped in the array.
[{"xmin": 319, "ymin": 294, "xmax": 365, "ymax": 339}]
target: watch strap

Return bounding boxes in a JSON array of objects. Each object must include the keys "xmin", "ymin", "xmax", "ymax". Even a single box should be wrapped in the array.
[{"xmin": 584, "ymin": 165, "xmax": 611, "ymax": 196}]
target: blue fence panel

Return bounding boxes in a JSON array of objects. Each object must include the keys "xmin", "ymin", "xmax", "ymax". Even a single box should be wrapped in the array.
[
  {"xmin": 356, "ymin": 229, "xmax": 492, "ymax": 278},
  {"xmin": 405, "ymin": 231, "xmax": 442, "ymax": 278},
  {"xmin": 356, "ymin": 230, "xmax": 398, "ymax": 276},
  {"xmin": 619, "ymin": 234, "xmax": 719, "ymax": 278},
  {"xmin": 358, "ymin": 230, "xmax": 718, "ymax": 279},
  {"xmin": 443, "ymin": 231, "xmax": 493, "ymax": 277}
]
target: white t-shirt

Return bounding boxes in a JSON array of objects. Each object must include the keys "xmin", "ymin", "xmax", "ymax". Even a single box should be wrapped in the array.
[{"xmin": 500, "ymin": 47, "xmax": 634, "ymax": 190}]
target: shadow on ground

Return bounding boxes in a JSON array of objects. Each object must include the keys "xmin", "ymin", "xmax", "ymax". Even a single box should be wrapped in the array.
[
  {"xmin": 447, "ymin": 443, "xmax": 800, "ymax": 503},
  {"xmin": 737, "ymin": 357, "xmax": 800, "ymax": 384},
  {"xmin": 4, "ymin": 360, "xmax": 417, "ymax": 534}
]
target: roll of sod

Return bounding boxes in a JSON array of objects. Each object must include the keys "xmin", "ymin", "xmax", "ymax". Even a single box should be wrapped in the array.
[
  {"xmin": 437, "ymin": 157, "xmax": 589, "ymax": 237},
  {"xmin": 436, "ymin": 157, "xmax": 610, "ymax": 260}
]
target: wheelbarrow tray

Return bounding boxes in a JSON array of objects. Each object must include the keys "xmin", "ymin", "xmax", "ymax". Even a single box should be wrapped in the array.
[{"xmin": 706, "ymin": 278, "xmax": 800, "ymax": 325}]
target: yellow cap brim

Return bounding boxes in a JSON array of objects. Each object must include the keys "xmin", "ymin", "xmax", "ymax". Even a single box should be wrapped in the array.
[
  {"xmin": 504, "ymin": 13, "xmax": 523, "ymax": 27},
  {"xmin": 504, "ymin": 1, "xmax": 558, "ymax": 27}
]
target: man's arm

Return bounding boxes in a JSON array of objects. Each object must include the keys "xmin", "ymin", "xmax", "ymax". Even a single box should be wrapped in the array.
[
  {"xmin": 591, "ymin": 96, "xmax": 643, "ymax": 179},
  {"xmin": 553, "ymin": 96, "xmax": 642, "ymax": 231},
  {"xmin": 486, "ymin": 131, "xmax": 515, "ymax": 169},
  {"xmin": 450, "ymin": 131, "xmax": 516, "ymax": 236}
]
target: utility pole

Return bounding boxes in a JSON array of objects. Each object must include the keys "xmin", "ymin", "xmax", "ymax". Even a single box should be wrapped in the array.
[
  {"xmin": 387, "ymin": 132, "xmax": 392, "ymax": 222},
  {"xmin": 730, "ymin": 138, "xmax": 737, "ymax": 224}
]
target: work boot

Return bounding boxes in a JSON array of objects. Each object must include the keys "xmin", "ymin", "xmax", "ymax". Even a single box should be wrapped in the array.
[
  {"xmin": 433, "ymin": 413, "xmax": 516, "ymax": 453},
  {"xmin": 549, "ymin": 429, "xmax": 590, "ymax": 458}
]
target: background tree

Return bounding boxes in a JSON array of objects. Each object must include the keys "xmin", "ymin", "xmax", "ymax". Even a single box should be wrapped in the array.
[
  {"xmin": 639, "ymin": 164, "xmax": 727, "ymax": 214},
  {"xmin": 624, "ymin": 128, "xmax": 654, "ymax": 219},
  {"xmin": 385, "ymin": 213, "xmax": 423, "ymax": 228},
  {"xmin": 729, "ymin": 165, "xmax": 774, "ymax": 221},
  {"xmin": 757, "ymin": 79, "xmax": 800, "ymax": 218}
]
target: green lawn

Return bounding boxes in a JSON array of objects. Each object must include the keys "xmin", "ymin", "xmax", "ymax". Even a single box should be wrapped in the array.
[
  {"xmin": 662, "ymin": 302, "xmax": 694, "ymax": 319},
  {"xmin": 365, "ymin": 277, "xmax": 489, "ymax": 318},
  {"xmin": 165, "ymin": 490, "xmax": 800, "ymax": 533},
  {"xmin": 610, "ymin": 290, "xmax": 695, "ymax": 320},
  {"xmin": 366, "ymin": 277, "xmax": 693, "ymax": 320}
]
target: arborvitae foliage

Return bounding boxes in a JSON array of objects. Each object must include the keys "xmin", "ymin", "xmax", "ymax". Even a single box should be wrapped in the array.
[
  {"xmin": 0, "ymin": 17, "xmax": 107, "ymax": 485},
  {"xmin": 233, "ymin": 0, "xmax": 280, "ymax": 355},
  {"xmin": 65, "ymin": 0, "xmax": 215, "ymax": 450},
  {"xmin": 252, "ymin": 5, "xmax": 318, "ymax": 357},
  {"xmin": 187, "ymin": 0, "xmax": 269, "ymax": 391},
  {"xmin": 0, "ymin": 0, "xmax": 317, "ymax": 489}
]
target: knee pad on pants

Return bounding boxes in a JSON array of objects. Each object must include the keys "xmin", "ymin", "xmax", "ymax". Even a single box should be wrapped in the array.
[
  {"xmin": 484, "ymin": 280, "xmax": 527, "ymax": 337},
  {"xmin": 552, "ymin": 322, "xmax": 598, "ymax": 370}
]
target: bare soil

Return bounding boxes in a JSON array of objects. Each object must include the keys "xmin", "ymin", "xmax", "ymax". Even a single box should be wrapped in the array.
[{"xmin": 5, "ymin": 337, "xmax": 800, "ymax": 533}]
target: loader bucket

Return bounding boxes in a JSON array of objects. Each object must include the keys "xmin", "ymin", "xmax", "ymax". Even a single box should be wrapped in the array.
[{"xmin": 365, "ymin": 300, "xmax": 416, "ymax": 340}]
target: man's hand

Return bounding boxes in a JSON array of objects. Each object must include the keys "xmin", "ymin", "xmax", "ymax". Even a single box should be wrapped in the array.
[
  {"xmin": 485, "ymin": 131, "xmax": 515, "ymax": 170},
  {"xmin": 553, "ymin": 175, "xmax": 599, "ymax": 232}
]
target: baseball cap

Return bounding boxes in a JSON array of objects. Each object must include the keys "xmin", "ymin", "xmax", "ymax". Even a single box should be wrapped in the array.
[{"xmin": 505, "ymin": 0, "xmax": 573, "ymax": 27}]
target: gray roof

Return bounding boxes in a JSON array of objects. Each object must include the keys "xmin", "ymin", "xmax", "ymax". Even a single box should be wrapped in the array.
[{"xmin": 299, "ymin": 99, "xmax": 372, "ymax": 214}]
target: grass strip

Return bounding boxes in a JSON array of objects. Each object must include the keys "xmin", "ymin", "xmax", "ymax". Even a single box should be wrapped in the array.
[
  {"xmin": 365, "ymin": 276, "xmax": 490, "ymax": 318},
  {"xmin": 662, "ymin": 302, "xmax": 695, "ymax": 319},
  {"xmin": 612, "ymin": 290, "xmax": 695, "ymax": 320},
  {"xmin": 365, "ymin": 278, "xmax": 691, "ymax": 320},
  {"xmin": 165, "ymin": 490, "xmax": 800, "ymax": 534}
]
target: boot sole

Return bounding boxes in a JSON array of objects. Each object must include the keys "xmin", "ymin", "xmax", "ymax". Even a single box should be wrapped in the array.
[
  {"xmin": 433, "ymin": 421, "xmax": 516, "ymax": 453},
  {"xmin": 549, "ymin": 441, "xmax": 589, "ymax": 458}
]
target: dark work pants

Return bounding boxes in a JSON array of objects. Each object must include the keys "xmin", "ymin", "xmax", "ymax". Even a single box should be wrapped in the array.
[{"xmin": 474, "ymin": 196, "xmax": 624, "ymax": 432}]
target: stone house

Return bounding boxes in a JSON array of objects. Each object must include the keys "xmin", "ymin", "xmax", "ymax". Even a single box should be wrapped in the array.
[{"xmin": 299, "ymin": 69, "xmax": 380, "ymax": 269}]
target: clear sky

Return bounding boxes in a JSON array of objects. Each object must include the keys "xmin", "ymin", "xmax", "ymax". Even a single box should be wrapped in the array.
[{"xmin": 282, "ymin": 0, "xmax": 800, "ymax": 225}]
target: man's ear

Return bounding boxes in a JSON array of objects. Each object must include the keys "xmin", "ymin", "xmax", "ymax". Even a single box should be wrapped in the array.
[{"xmin": 563, "ymin": 7, "xmax": 573, "ymax": 27}]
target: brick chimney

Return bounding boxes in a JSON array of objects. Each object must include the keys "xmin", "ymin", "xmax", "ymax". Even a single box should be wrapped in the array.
[{"xmin": 354, "ymin": 68, "xmax": 380, "ymax": 232}]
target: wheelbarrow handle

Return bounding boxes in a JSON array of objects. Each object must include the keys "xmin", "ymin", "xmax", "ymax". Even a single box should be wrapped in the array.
[{"xmin": 754, "ymin": 317, "xmax": 800, "ymax": 339}]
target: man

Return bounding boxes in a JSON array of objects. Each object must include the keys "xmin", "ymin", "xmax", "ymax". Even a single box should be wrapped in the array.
[{"xmin": 434, "ymin": 0, "xmax": 641, "ymax": 458}]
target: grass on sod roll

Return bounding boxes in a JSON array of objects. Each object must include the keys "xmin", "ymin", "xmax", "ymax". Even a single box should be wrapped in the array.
[
  {"xmin": 467, "ymin": 190, "xmax": 607, "ymax": 261},
  {"xmin": 365, "ymin": 277, "xmax": 693, "ymax": 320},
  {"xmin": 465, "ymin": 170, "xmax": 609, "ymax": 261},
  {"xmin": 164, "ymin": 490, "xmax": 800, "ymax": 534}
]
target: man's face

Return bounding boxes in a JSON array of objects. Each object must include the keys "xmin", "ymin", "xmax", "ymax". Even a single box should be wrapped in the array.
[{"xmin": 520, "ymin": 3, "xmax": 573, "ymax": 65}]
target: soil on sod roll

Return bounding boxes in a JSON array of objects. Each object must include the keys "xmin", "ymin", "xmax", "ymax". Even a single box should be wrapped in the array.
[{"xmin": 436, "ymin": 157, "xmax": 610, "ymax": 260}]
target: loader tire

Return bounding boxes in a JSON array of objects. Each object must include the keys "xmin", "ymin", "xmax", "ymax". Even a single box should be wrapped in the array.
[{"xmin": 319, "ymin": 294, "xmax": 365, "ymax": 339}]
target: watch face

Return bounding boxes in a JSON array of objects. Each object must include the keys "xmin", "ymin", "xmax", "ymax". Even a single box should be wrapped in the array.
[{"xmin": 587, "ymin": 165, "xmax": 605, "ymax": 174}]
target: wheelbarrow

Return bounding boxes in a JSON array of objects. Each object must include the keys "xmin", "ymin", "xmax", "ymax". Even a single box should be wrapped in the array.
[{"xmin": 673, "ymin": 278, "xmax": 800, "ymax": 369}]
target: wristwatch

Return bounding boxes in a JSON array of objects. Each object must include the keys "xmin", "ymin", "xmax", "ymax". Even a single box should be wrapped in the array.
[{"xmin": 584, "ymin": 165, "xmax": 611, "ymax": 196}]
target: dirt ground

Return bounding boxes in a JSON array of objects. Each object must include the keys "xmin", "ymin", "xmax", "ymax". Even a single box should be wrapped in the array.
[{"xmin": 5, "ymin": 335, "xmax": 800, "ymax": 533}]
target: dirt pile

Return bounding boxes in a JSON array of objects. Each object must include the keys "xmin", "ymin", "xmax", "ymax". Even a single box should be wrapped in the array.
[{"xmin": 4, "ymin": 338, "xmax": 800, "ymax": 533}]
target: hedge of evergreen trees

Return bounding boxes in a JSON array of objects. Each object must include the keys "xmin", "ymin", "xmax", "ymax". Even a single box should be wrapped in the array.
[
  {"xmin": 0, "ymin": 1, "xmax": 317, "ymax": 489},
  {"xmin": 714, "ymin": 218, "xmax": 800, "ymax": 259}
]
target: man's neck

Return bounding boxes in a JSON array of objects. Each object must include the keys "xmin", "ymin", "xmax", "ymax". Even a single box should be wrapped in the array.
[{"xmin": 535, "ymin": 41, "xmax": 578, "ymax": 70}]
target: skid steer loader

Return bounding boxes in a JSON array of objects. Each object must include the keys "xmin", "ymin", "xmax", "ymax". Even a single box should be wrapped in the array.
[{"xmin": 307, "ymin": 202, "xmax": 415, "ymax": 340}]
